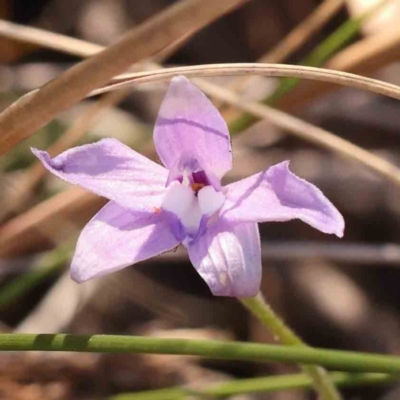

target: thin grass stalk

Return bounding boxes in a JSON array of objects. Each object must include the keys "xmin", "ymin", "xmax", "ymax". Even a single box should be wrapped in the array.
[
  {"xmin": 109, "ymin": 372, "xmax": 398, "ymax": 400},
  {"xmin": 97, "ymin": 64, "xmax": 400, "ymax": 101},
  {"xmin": 1, "ymin": 334, "xmax": 400, "ymax": 372}
]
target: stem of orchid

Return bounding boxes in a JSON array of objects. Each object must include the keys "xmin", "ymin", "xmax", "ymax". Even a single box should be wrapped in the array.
[{"xmin": 240, "ymin": 292, "xmax": 342, "ymax": 400}]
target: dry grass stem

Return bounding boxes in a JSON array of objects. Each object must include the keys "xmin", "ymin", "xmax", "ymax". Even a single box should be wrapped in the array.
[
  {"xmin": 0, "ymin": 0, "xmax": 247, "ymax": 155},
  {"xmin": 0, "ymin": 19, "xmax": 193, "ymax": 66},
  {"xmin": 0, "ymin": 19, "xmax": 103, "ymax": 57},
  {"xmin": 96, "ymin": 63, "xmax": 400, "ymax": 101}
]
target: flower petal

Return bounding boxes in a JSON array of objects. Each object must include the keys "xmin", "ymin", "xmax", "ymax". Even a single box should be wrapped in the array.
[
  {"xmin": 71, "ymin": 201, "xmax": 181, "ymax": 282},
  {"xmin": 154, "ymin": 76, "xmax": 232, "ymax": 181},
  {"xmin": 198, "ymin": 185, "xmax": 225, "ymax": 216},
  {"xmin": 187, "ymin": 221, "xmax": 261, "ymax": 297},
  {"xmin": 221, "ymin": 161, "xmax": 344, "ymax": 237},
  {"xmin": 32, "ymin": 138, "xmax": 168, "ymax": 211}
]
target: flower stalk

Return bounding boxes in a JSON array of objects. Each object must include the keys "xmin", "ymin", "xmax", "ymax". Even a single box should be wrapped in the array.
[{"xmin": 240, "ymin": 292, "xmax": 342, "ymax": 400}]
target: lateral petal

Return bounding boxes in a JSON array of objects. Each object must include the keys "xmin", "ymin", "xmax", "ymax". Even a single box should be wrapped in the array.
[
  {"xmin": 154, "ymin": 76, "xmax": 232, "ymax": 181},
  {"xmin": 221, "ymin": 161, "xmax": 344, "ymax": 237},
  {"xmin": 71, "ymin": 201, "xmax": 181, "ymax": 282},
  {"xmin": 32, "ymin": 138, "xmax": 168, "ymax": 211},
  {"xmin": 187, "ymin": 221, "xmax": 261, "ymax": 298}
]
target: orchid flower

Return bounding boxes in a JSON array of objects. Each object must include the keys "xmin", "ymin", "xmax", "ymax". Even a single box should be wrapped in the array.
[{"xmin": 32, "ymin": 76, "xmax": 344, "ymax": 298}]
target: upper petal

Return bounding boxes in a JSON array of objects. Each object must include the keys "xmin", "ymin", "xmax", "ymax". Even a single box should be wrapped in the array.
[
  {"xmin": 71, "ymin": 201, "xmax": 181, "ymax": 282},
  {"xmin": 154, "ymin": 76, "xmax": 232, "ymax": 180},
  {"xmin": 221, "ymin": 161, "xmax": 344, "ymax": 237},
  {"xmin": 32, "ymin": 138, "xmax": 168, "ymax": 211},
  {"xmin": 187, "ymin": 221, "xmax": 261, "ymax": 298}
]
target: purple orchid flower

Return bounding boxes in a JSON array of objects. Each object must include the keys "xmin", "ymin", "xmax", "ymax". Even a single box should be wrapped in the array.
[{"xmin": 32, "ymin": 76, "xmax": 344, "ymax": 298}]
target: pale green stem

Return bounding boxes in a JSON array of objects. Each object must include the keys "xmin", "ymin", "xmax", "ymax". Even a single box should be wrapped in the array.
[
  {"xmin": 109, "ymin": 372, "xmax": 398, "ymax": 400},
  {"xmin": 2, "ymin": 334, "xmax": 400, "ymax": 372},
  {"xmin": 240, "ymin": 292, "xmax": 342, "ymax": 400}
]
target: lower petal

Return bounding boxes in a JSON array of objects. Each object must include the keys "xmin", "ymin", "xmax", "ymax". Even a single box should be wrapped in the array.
[
  {"xmin": 71, "ymin": 201, "xmax": 180, "ymax": 282},
  {"xmin": 187, "ymin": 221, "xmax": 261, "ymax": 298}
]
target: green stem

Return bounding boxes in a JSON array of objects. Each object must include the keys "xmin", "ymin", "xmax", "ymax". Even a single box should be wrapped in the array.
[
  {"xmin": 109, "ymin": 372, "xmax": 399, "ymax": 400},
  {"xmin": 240, "ymin": 293, "xmax": 342, "ymax": 400},
  {"xmin": 1, "ymin": 334, "xmax": 400, "ymax": 372},
  {"xmin": 240, "ymin": 293, "xmax": 302, "ymax": 344}
]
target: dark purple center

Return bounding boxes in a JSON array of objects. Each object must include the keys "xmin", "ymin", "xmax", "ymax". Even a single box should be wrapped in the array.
[{"xmin": 191, "ymin": 170, "xmax": 209, "ymax": 186}]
